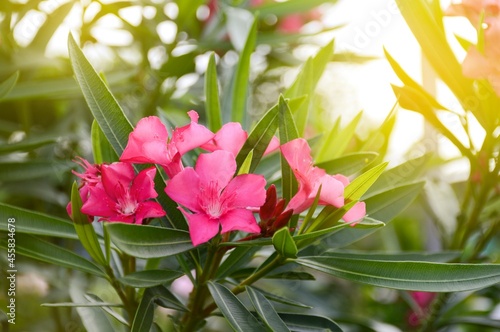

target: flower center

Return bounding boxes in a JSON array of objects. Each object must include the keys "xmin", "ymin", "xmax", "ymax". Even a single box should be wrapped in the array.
[
  {"xmin": 118, "ymin": 191, "xmax": 138, "ymax": 216},
  {"xmin": 200, "ymin": 181, "xmax": 227, "ymax": 219}
]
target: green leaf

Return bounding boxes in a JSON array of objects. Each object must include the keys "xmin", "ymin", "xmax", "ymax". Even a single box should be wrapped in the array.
[
  {"xmin": 278, "ymin": 95, "xmax": 299, "ymax": 205},
  {"xmin": 315, "ymin": 152, "xmax": 378, "ymax": 177},
  {"xmin": 0, "ymin": 137, "xmax": 57, "ymax": 154},
  {"xmin": 325, "ymin": 182, "xmax": 425, "ymax": 249},
  {"xmin": 0, "ymin": 234, "xmax": 105, "ymax": 277},
  {"xmin": 91, "ymin": 120, "xmax": 119, "ymax": 164},
  {"xmin": 207, "ymin": 282, "xmax": 264, "ymax": 332},
  {"xmin": 71, "ymin": 182, "xmax": 107, "ymax": 266},
  {"xmin": 119, "ymin": 269, "xmax": 183, "ymax": 288},
  {"xmin": 217, "ymin": 246, "xmax": 259, "ymax": 279},
  {"xmin": 131, "ymin": 288, "xmax": 155, "ymax": 332},
  {"xmin": 323, "ymin": 250, "xmax": 461, "ymax": 263},
  {"xmin": 30, "ymin": 1, "xmax": 74, "ymax": 51},
  {"xmin": 365, "ymin": 154, "xmax": 430, "ymax": 198},
  {"xmin": 205, "ymin": 53, "xmax": 223, "ymax": 132},
  {"xmin": 84, "ymin": 294, "xmax": 129, "ymax": 327},
  {"xmin": 272, "ymin": 227, "xmax": 298, "ymax": 259},
  {"xmin": 0, "ymin": 160, "xmax": 73, "ymax": 182},
  {"xmin": 105, "ymin": 223, "xmax": 193, "ymax": 259},
  {"xmin": 0, "ymin": 71, "xmax": 19, "ymax": 99},
  {"xmin": 246, "ymin": 286, "xmax": 291, "ymax": 332},
  {"xmin": 438, "ymin": 316, "xmax": 500, "ymax": 329},
  {"xmin": 297, "ymin": 256, "xmax": 500, "ymax": 291},
  {"xmin": 266, "ymin": 271, "xmax": 315, "ymax": 281},
  {"xmin": 149, "ymin": 285, "xmax": 186, "ymax": 312},
  {"xmin": 235, "ymin": 103, "xmax": 279, "ymax": 173},
  {"xmin": 316, "ymin": 111, "xmax": 363, "ymax": 162},
  {"xmin": 344, "ymin": 162, "xmax": 388, "ymax": 201},
  {"xmin": 0, "ymin": 203, "xmax": 77, "ymax": 239},
  {"xmin": 237, "ymin": 150, "xmax": 253, "ymax": 175},
  {"xmin": 285, "ymin": 58, "xmax": 313, "ymax": 136},
  {"xmin": 278, "ymin": 313, "xmax": 343, "ymax": 332},
  {"xmin": 250, "ymin": 287, "xmax": 312, "ymax": 309},
  {"xmin": 231, "ymin": 15, "xmax": 257, "ymax": 124},
  {"xmin": 68, "ymin": 33, "xmax": 133, "ymax": 156},
  {"xmin": 41, "ymin": 302, "xmax": 123, "ymax": 307},
  {"xmin": 252, "ymin": 0, "xmax": 338, "ymax": 18}
]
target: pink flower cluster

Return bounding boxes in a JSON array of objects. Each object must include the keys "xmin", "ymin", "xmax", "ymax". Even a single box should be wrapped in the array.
[
  {"xmin": 446, "ymin": 0, "xmax": 500, "ymax": 96},
  {"xmin": 69, "ymin": 111, "xmax": 366, "ymax": 246}
]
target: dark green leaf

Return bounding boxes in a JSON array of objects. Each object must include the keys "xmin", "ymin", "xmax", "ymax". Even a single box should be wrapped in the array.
[
  {"xmin": 297, "ymin": 256, "xmax": 500, "ymax": 291},
  {"xmin": 231, "ymin": 15, "xmax": 257, "ymax": 123},
  {"xmin": 266, "ymin": 271, "xmax": 315, "ymax": 280},
  {"xmin": 205, "ymin": 53, "xmax": 223, "ymax": 132},
  {"xmin": 207, "ymin": 282, "xmax": 264, "ymax": 332},
  {"xmin": 71, "ymin": 182, "xmax": 107, "ymax": 266},
  {"xmin": 323, "ymin": 250, "xmax": 461, "ymax": 263},
  {"xmin": 250, "ymin": 287, "xmax": 312, "ymax": 309},
  {"xmin": 0, "ymin": 137, "xmax": 57, "ymax": 154},
  {"xmin": 438, "ymin": 316, "xmax": 500, "ymax": 329},
  {"xmin": 273, "ymin": 227, "xmax": 298, "ymax": 259},
  {"xmin": 149, "ymin": 285, "xmax": 186, "ymax": 312},
  {"xmin": 0, "ymin": 234, "xmax": 105, "ymax": 277},
  {"xmin": 0, "ymin": 202, "xmax": 77, "ymax": 239},
  {"xmin": 246, "ymin": 286, "xmax": 291, "ymax": 332},
  {"xmin": 278, "ymin": 313, "xmax": 343, "ymax": 332},
  {"xmin": 119, "ymin": 269, "xmax": 183, "ymax": 288},
  {"xmin": 216, "ymin": 246, "xmax": 259, "ymax": 279},
  {"xmin": 105, "ymin": 223, "xmax": 193, "ymax": 258},
  {"xmin": 131, "ymin": 288, "xmax": 155, "ymax": 332}
]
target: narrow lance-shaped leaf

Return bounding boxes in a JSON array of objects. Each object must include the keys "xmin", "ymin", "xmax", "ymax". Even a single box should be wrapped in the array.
[
  {"xmin": 71, "ymin": 182, "xmax": 107, "ymax": 266},
  {"xmin": 297, "ymin": 256, "xmax": 500, "ymax": 292},
  {"xmin": 0, "ymin": 71, "xmax": 19, "ymax": 99},
  {"xmin": 231, "ymin": 15, "xmax": 257, "ymax": 124},
  {"xmin": 246, "ymin": 286, "xmax": 291, "ymax": 332},
  {"xmin": 278, "ymin": 313, "xmax": 343, "ymax": 332},
  {"xmin": 344, "ymin": 162, "xmax": 388, "ymax": 201},
  {"xmin": 273, "ymin": 227, "xmax": 298, "ymax": 259},
  {"xmin": 315, "ymin": 152, "xmax": 378, "ymax": 177},
  {"xmin": 278, "ymin": 95, "xmax": 299, "ymax": 204},
  {"xmin": 207, "ymin": 282, "xmax": 264, "ymax": 332},
  {"xmin": 119, "ymin": 269, "xmax": 184, "ymax": 288},
  {"xmin": 131, "ymin": 288, "xmax": 155, "ymax": 332},
  {"xmin": 91, "ymin": 120, "xmax": 119, "ymax": 164},
  {"xmin": 0, "ymin": 234, "xmax": 105, "ymax": 277},
  {"xmin": 0, "ymin": 202, "xmax": 77, "ymax": 239},
  {"xmin": 205, "ymin": 52, "xmax": 223, "ymax": 132},
  {"xmin": 105, "ymin": 223, "xmax": 193, "ymax": 259}
]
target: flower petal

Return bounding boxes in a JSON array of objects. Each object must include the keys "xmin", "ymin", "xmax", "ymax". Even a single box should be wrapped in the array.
[
  {"xmin": 317, "ymin": 175, "xmax": 345, "ymax": 208},
  {"xmin": 172, "ymin": 111, "xmax": 215, "ymax": 156},
  {"xmin": 223, "ymin": 174, "xmax": 266, "ymax": 208},
  {"xmin": 195, "ymin": 150, "xmax": 236, "ymax": 190},
  {"xmin": 131, "ymin": 167, "xmax": 158, "ymax": 202},
  {"xmin": 219, "ymin": 208, "xmax": 260, "ymax": 234},
  {"xmin": 202, "ymin": 122, "xmax": 247, "ymax": 156},
  {"xmin": 180, "ymin": 209, "xmax": 220, "ymax": 246},
  {"xmin": 343, "ymin": 201, "xmax": 366, "ymax": 224},
  {"xmin": 280, "ymin": 138, "xmax": 314, "ymax": 175},
  {"xmin": 101, "ymin": 163, "xmax": 135, "ymax": 201},
  {"xmin": 134, "ymin": 201, "xmax": 166, "ymax": 224},
  {"xmin": 120, "ymin": 116, "xmax": 172, "ymax": 165},
  {"xmin": 165, "ymin": 167, "xmax": 202, "ymax": 212},
  {"xmin": 81, "ymin": 184, "xmax": 117, "ymax": 218}
]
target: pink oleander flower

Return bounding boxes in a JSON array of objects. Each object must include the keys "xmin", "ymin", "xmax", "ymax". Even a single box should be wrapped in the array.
[
  {"xmin": 165, "ymin": 150, "xmax": 266, "ymax": 246},
  {"xmin": 407, "ymin": 291, "xmax": 436, "ymax": 327},
  {"xmin": 80, "ymin": 162, "xmax": 166, "ymax": 224},
  {"xmin": 120, "ymin": 111, "xmax": 214, "ymax": 178},
  {"xmin": 446, "ymin": 0, "xmax": 500, "ymax": 96},
  {"xmin": 201, "ymin": 122, "xmax": 280, "ymax": 157},
  {"xmin": 280, "ymin": 138, "xmax": 366, "ymax": 224},
  {"xmin": 67, "ymin": 157, "xmax": 103, "ymax": 220}
]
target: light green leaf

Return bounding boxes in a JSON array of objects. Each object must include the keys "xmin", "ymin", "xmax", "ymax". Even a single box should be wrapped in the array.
[
  {"xmin": 344, "ymin": 162, "xmax": 388, "ymax": 201},
  {"xmin": 317, "ymin": 112, "xmax": 363, "ymax": 162},
  {"xmin": 71, "ymin": 182, "xmax": 107, "ymax": 266},
  {"xmin": 119, "ymin": 269, "xmax": 183, "ymax": 288},
  {"xmin": 207, "ymin": 282, "xmax": 264, "ymax": 332},
  {"xmin": 297, "ymin": 256, "xmax": 500, "ymax": 291},
  {"xmin": 30, "ymin": 2, "xmax": 74, "ymax": 51},
  {"xmin": 0, "ymin": 137, "xmax": 57, "ymax": 154},
  {"xmin": 105, "ymin": 223, "xmax": 193, "ymax": 258},
  {"xmin": 0, "ymin": 71, "xmax": 19, "ymax": 99},
  {"xmin": 237, "ymin": 150, "xmax": 253, "ymax": 175},
  {"xmin": 246, "ymin": 286, "xmax": 291, "ymax": 332},
  {"xmin": 91, "ymin": 120, "xmax": 119, "ymax": 164},
  {"xmin": 315, "ymin": 152, "xmax": 378, "ymax": 177},
  {"xmin": 0, "ymin": 234, "xmax": 105, "ymax": 277},
  {"xmin": 205, "ymin": 53, "xmax": 223, "ymax": 132},
  {"xmin": 278, "ymin": 313, "xmax": 343, "ymax": 332},
  {"xmin": 230, "ymin": 14, "xmax": 257, "ymax": 123},
  {"xmin": 0, "ymin": 203, "xmax": 77, "ymax": 239},
  {"xmin": 273, "ymin": 227, "xmax": 298, "ymax": 259},
  {"xmin": 252, "ymin": 0, "xmax": 338, "ymax": 17},
  {"xmin": 0, "ymin": 160, "xmax": 73, "ymax": 182},
  {"xmin": 235, "ymin": 103, "xmax": 279, "ymax": 173}
]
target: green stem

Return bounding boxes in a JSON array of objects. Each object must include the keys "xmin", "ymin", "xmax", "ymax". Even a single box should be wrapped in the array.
[
  {"xmin": 417, "ymin": 293, "xmax": 451, "ymax": 332},
  {"xmin": 105, "ymin": 266, "xmax": 136, "ymax": 323}
]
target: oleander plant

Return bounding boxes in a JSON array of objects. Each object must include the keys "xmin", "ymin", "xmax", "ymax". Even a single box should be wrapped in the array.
[{"xmin": 0, "ymin": 0, "xmax": 500, "ymax": 331}]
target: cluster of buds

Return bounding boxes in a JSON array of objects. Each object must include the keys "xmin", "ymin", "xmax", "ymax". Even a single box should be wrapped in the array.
[{"xmin": 258, "ymin": 185, "xmax": 294, "ymax": 237}]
